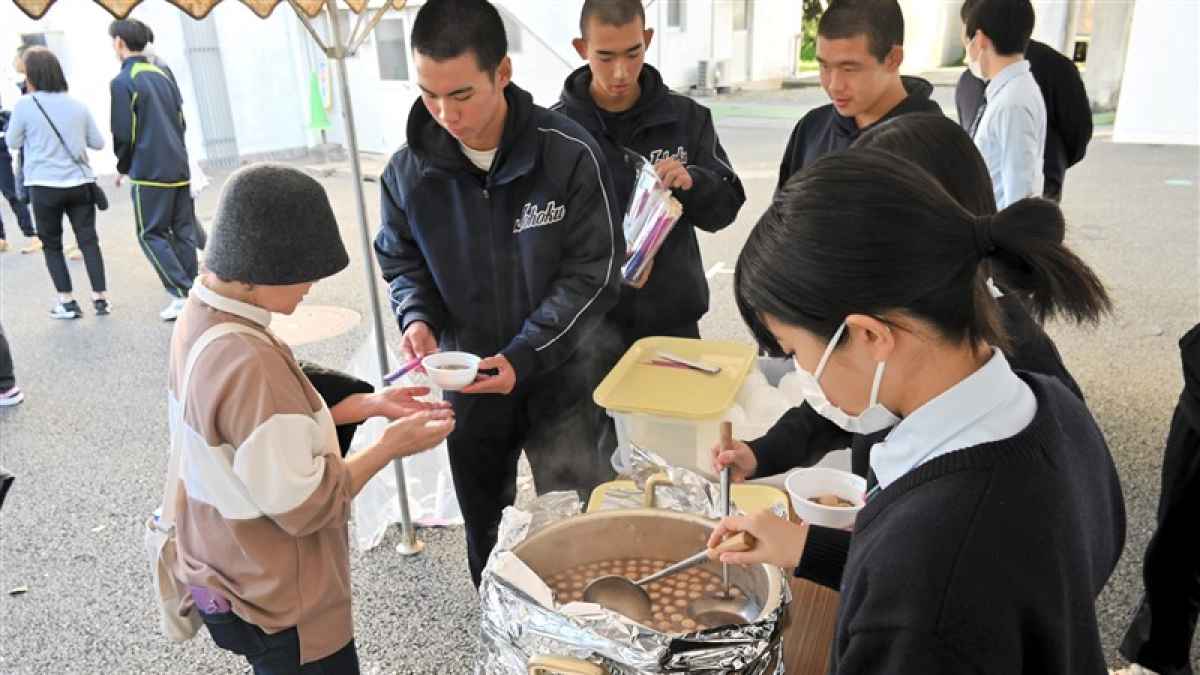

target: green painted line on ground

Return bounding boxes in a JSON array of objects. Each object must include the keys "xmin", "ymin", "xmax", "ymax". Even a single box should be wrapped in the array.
[{"xmin": 709, "ymin": 104, "xmax": 804, "ymax": 121}]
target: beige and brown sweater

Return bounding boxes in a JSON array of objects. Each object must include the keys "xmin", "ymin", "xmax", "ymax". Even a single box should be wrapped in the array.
[{"xmin": 167, "ymin": 282, "xmax": 353, "ymax": 664}]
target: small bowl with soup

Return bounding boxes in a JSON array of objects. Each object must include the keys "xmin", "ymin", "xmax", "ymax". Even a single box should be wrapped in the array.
[
  {"xmin": 421, "ymin": 352, "xmax": 481, "ymax": 391},
  {"xmin": 785, "ymin": 467, "xmax": 867, "ymax": 530}
]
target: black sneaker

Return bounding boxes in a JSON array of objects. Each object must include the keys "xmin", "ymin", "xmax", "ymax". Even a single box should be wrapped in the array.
[
  {"xmin": 50, "ymin": 300, "xmax": 83, "ymax": 320},
  {"xmin": 93, "ymin": 298, "xmax": 111, "ymax": 316}
]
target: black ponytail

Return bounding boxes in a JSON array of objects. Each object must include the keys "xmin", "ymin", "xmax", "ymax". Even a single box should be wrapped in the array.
[
  {"xmin": 735, "ymin": 150, "xmax": 1110, "ymax": 354},
  {"xmin": 988, "ymin": 198, "xmax": 1112, "ymax": 323}
]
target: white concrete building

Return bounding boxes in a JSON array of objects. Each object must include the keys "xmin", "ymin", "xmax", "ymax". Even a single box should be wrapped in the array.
[
  {"xmin": 2, "ymin": 0, "xmax": 319, "ymax": 171},
  {"xmin": 321, "ymin": 0, "xmax": 807, "ymax": 153}
]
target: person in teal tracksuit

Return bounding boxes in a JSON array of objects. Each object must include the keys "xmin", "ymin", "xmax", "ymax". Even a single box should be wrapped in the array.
[{"xmin": 108, "ymin": 19, "xmax": 198, "ymax": 321}]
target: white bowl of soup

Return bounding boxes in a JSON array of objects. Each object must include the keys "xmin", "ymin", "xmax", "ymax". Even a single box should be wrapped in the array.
[
  {"xmin": 422, "ymin": 352, "xmax": 481, "ymax": 391},
  {"xmin": 785, "ymin": 467, "xmax": 867, "ymax": 530}
]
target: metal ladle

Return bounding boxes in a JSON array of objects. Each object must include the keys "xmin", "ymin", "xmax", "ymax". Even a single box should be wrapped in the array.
[
  {"xmin": 582, "ymin": 532, "xmax": 756, "ymax": 622},
  {"xmin": 685, "ymin": 422, "xmax": 762, "ymax": 626}
]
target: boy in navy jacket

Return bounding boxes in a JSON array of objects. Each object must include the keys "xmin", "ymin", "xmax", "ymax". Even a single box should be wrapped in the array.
[
  {"xmin": 374, "ymin": 0, "xmax": 622, "ymax": 585},
  {"xmin": 108, "ymin": 19, "xmax": 197, "ymax": 321}
]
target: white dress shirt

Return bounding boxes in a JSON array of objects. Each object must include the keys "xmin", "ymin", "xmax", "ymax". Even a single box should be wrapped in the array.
[
  {"xmin": 870, "ymin": 349, "xmax": 1037, "ymax": 490},
  {"xmin": 973, "ymin": 60, "xmax": 1047, "ymax": 209}
]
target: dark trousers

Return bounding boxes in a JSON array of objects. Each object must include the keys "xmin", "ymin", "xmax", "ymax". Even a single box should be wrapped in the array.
[
  {"xmin": 1121, "ymin": 326, "xmax": 1200, "ymax": 675},
  {"xmin": 446, "ymin": 350, "xmax": 617, "ymax": 585},
  {"xmin": 615, "ymin": 319, "xmax": 701, "ymax": 347},
  {"xmin": 0, "ymin": 322, "xmax": 14, "ymax": 390},
  {"xmin": 0, "ymin": 148, "xmax": 35, "ymax": 239},
  {"xmin": 202, "ymin": 611, "xmax": 359, "ymax": 675},
  {"xmin": 132, "ymin": 183, "xmax": 198, "ymax": 298},
  {"xmin": 29, "ymin": 185, "xmax": 106, "ymax": 295}
]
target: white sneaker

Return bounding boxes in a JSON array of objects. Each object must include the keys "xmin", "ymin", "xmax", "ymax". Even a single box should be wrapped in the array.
[
  {"xmin": 159, "ymin": 297, "xmax": 186, "ymax": 322},
  {"xmin": 1110, "ymin": 664, "xmax": 1161, "ymax": 675},
  {"xmin": 0, "ymin": 386, "xmax": 23, "ymax": 407}
]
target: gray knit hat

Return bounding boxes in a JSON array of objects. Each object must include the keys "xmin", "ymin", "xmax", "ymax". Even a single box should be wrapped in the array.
[{"xmin": 206, "ymin": 163, "xmax": 349, "ymax": 285}]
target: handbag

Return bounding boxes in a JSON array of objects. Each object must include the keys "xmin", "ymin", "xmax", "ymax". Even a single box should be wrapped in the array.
[
  {"xmin": 30, "ymin": 95, "xmax": 108, "ymax": 211},
  {"xmin": 146, "ymin": 322, "xmax": 270, "ymax": 641}
]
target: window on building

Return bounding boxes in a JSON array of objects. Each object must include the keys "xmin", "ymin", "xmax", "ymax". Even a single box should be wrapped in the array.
[
  {"xmin": 499, "ymin": 7, "xmax": 522, "ymax": 53},
  {"xmin": 733, "ymin": 0, "xmax": 749, "ymax": 31},
  {"xmin": 667, "ymin": 0, "xmax": 685, "ymax": 30},
  {"xmin": 376, "ymin": 18, "xmax": 409, "ymax": 80}
]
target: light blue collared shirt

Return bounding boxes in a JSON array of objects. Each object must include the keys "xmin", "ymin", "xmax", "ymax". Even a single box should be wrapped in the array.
[
  {"xmin": 973, "ymin": 60, "xmax": 1047, "ymax": 209},
  {"xmin": 869, "ymin": 349, "xmax": 1037, "ymax": 490}
]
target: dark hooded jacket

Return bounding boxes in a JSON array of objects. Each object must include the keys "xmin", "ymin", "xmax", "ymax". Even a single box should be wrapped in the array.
[
  {"xmin": 374, "ymin": 83, "xmax": 622, "ymax": 383},
  {"xmin": 777, "ymin": 76, "xmax": 943, "ymax": 191},
  {"xmin": 554, "ymin": 65, "xmax": 744, "ymax": 337}
]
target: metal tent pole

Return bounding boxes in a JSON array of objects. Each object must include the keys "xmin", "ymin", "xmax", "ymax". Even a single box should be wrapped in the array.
[{"xmin": 325, "ymin": 3, "xmax": 424, "ymax": 556}]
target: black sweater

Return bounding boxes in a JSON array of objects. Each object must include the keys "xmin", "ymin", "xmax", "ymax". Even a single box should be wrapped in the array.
[
  {"xmin": 748, "ymin": 294, "xmax": 1083, "ymax": 481},
  {"xmin": 807, "ymin": 374, "xmax": 1126, "ymax": 674}
]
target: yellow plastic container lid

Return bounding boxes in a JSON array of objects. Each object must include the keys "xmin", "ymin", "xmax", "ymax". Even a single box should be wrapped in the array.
[{"xmin": 593, "ymin": 337, "xmax": 757, "ymax": 420}]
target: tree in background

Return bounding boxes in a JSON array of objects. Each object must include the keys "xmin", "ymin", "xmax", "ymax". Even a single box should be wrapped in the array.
[{"xmin": 800, "ymin": 0, "xmax": 826, "ymax": 66}]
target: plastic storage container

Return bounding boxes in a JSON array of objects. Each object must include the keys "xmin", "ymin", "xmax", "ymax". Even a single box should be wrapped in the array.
[{"xmin": 594, "ymin": 338, "xmax": 757, "ymax": 478}]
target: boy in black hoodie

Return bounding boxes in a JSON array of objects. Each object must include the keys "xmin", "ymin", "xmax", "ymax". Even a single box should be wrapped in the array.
[
  {"xmin": 776, "ymin": 0, "xmax": 942, "ymax": 191},
  {"xmin": 374, "ymin": 0, "xmax": 622, "ymax": 586},
  {"xmin": 553, "ymin": 0, "xmax": 745, "ymax": 345}
]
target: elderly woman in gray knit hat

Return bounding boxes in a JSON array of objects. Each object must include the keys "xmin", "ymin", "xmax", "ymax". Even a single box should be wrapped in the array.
[{"xmin": 164, "ymin": 163, "xmax": 454, "ymax": 673}]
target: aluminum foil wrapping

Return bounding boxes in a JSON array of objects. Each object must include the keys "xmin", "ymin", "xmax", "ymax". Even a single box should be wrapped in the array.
[
  {"xmin": 477, "ymin": 487, "xmax": 790, "ymax": 674},
  {"xmin": 626, "ymin": 444, "xmax": 788, "ymax": 520}
]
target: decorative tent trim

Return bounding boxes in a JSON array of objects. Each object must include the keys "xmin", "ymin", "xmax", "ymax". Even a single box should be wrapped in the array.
[{"xmin": 9, "ymin": 0, "xmax": 405, "ymax": 21}]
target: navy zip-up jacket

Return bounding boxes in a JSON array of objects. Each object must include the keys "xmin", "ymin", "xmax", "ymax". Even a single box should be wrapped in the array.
[
  {"xmin": 109, "ymin": 56, "xmax": 189, "ymax": 185},
  {"xmin": 554, "ymin": 65, "xmax": 744, "ymax": 336},
  {"xmin": 374, "ymin": 83, "xmax": 622, "ymax": 384}
]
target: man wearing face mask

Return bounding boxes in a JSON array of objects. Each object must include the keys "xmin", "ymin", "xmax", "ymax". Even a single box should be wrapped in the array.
[
  {"xmin": 961, "ymin": 0, "xmax": 1047, "ymax": 209},
  {"xmin": 775, "ymin": 0, "xmax": 941, "ymax": 192},
  {"xmin": 955, "ymin": 1, "xmax": 1092, "ymax": 204}
]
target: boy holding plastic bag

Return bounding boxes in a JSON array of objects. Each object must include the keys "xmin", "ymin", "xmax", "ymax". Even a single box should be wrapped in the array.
[{"xmin": 555, "ymin": 0, "xmax": 745, "ymax": 345}]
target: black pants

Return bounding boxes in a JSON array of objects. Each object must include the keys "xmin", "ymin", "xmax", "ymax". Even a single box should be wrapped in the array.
[
  {"xmin": 615, "ymin": 319, "xmax": 701, "ymax": 347},
  {"xmin": 0, "ymin": 322, "xmax": 14, "ymax": 391},
  {"xmin": 1121, "ymin": 324, "xmax": 1200, "ymax": 675},
  {"xmin": 446, "ymin": 350, "xmax": 617, "ymax": 585},
  {"xmin": 132, "ymin": 183, "xmax": 198, "ymax": 298},
  {"xmin": 29, "ymin": 185, "xmax": 106, "ymax": 295},
  {"xmin": 202, "ymin": 611, "xmax": 359, "ymax": 675},
  {"xmin": 0, "ymin": 148, "xmax": 35, "ymax": 240}
]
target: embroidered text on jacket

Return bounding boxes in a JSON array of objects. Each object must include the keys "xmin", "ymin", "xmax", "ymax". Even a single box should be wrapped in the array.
[
  {"xmin": 513, "ymin": 200, "xmax": 567, "ymax": 234},
  {"xmin": 649, "ymin": 146, "xmax": 687, "ymax": 164}
]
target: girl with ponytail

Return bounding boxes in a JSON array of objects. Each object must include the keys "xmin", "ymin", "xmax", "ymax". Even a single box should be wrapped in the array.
[{"xmin": 710, "ymin": 150, "xmax": 1124, "ymax": 674}]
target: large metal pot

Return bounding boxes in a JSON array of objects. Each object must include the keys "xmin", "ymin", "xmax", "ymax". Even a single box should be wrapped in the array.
[{"xmin": 512, "ymin": 508, "xmax": 786, "ymax": 626}]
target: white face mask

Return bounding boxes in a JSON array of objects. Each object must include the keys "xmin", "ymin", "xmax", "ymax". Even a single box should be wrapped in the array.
[
  {"xmin": 965, "ymin": 34, "xmax": 985, "ymax": 80},
  {"xmin": 794, "ymin": 320, "xmax": 900, "ymax": 435}
]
